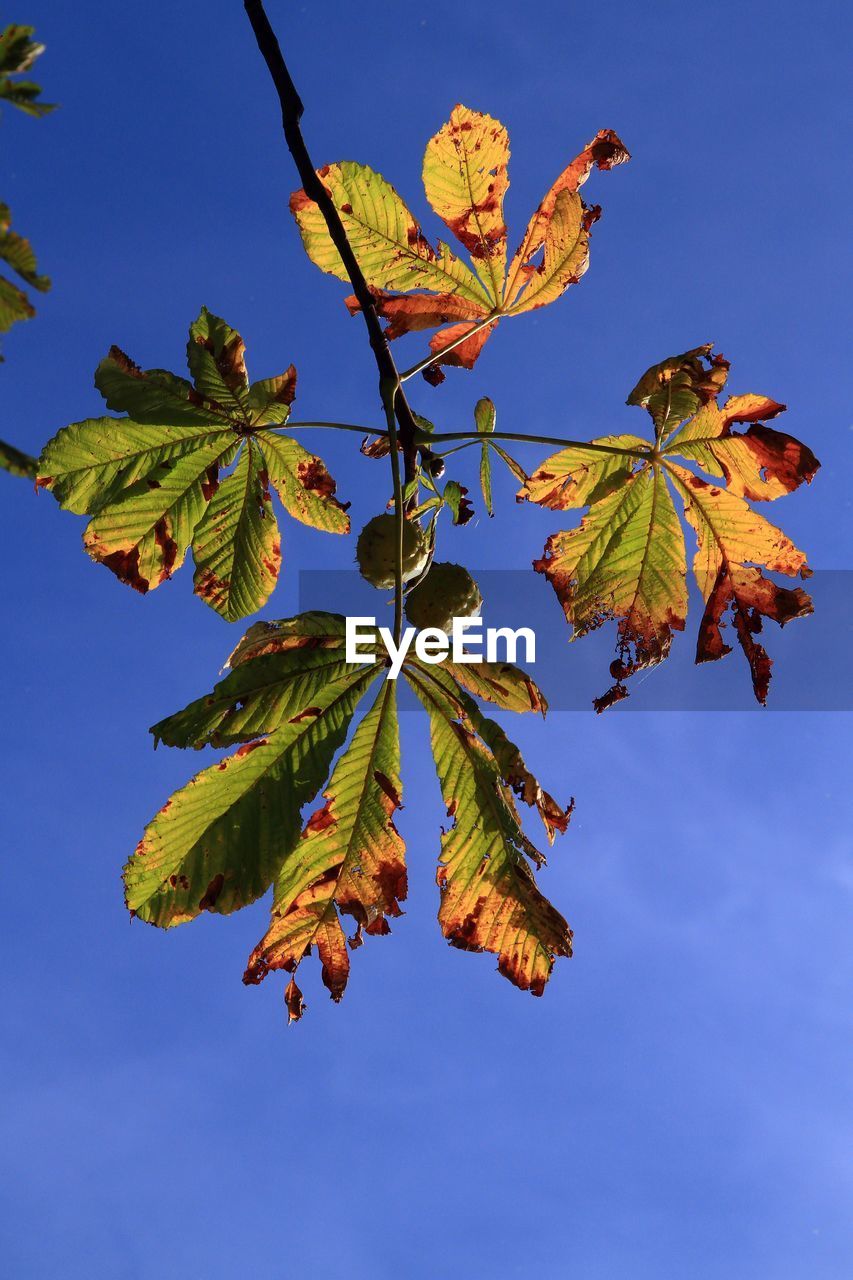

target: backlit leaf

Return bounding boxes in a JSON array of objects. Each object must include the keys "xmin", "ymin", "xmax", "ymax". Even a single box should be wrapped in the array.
[
  {"xmin": 504, "ymin": 190, "xmax": 593, "ymax": 315},
  {"xmin": 423, "ymin": 105, "xmax": 510, "ymax": 303},
  {"xmin": 224, "ymin": 610, "xmax": 353, "ymax": 668},
  {"xmin": 152, "ymin": 646, "xmax": 359, "ymax": 750},
  {"xmin": 410, "ymin": 661, "xmax": 571, "ymax": 844},
  {"xmin": 192, "ymin": 440, "xmax": 281, "ymax": 621},
  {"xmin": 503, "ymin": 129, "xmax": 629, "ymax": 308},
  {"xmin": 525, "ymin": 347, "xmax": 818, "ymax": 706},
  {"xmin": 258, "ymin": 431, "xmax": 350, "ymax": 533},
  {"xmin": 128, "ymin": 612, "xmax": 573, "ymax": 1018},
  {"xmin": 82, "ymin": 433, "xmax": 239, "ymax": 594},
  {"xmin": 291, "ymin": 161, "xmax": 491, "ymax": 306},
  {"xmin": 0, "ymin": 24, "xmax": 55, "ymax": 117},
  {"xmin": 38, "ymin": 312, "xmax": 347, "ymax": 617},
  {"xmin": 442, "ymin": 479, "xmax": 474, "ymax": 525},
  {"xmin": 294, "ymin": 111, "xmax": 628, "ymax": 372},
  {"xmin": 406, "ymin": 664, "xmax": 572, "ymax": 996},
  {"xmin": 475, "ymin": 396, "xmax": 495, "ymax": 516}
]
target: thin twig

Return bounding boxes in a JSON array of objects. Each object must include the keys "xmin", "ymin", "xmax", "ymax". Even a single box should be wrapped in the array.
[
  {"xmin": 284, "ymin": 420, "xmax": 390, "ymax": 437},
  {"xmin": 427, "ymin": 430, "xmax": 649, "ymax": 459},
  {"xmin": 243, "ymin": 0, "xmax": 419, "ymax": 488}
]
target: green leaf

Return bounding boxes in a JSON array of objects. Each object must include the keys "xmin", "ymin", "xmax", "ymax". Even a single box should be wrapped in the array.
[
  {"xmin": 246, "ymin": 366, "xmax": 297, "ymax": 426},
  {"xmin": 125, "ymin": 664, "xmax": 380, "ymax": 928},
  {"xmin": 152, "ymin": 646, "xmax": 360, "ymax": 750},
  {"xmin": 192, "ymin": 440, "xmax": 281, "ymax": 621},
  {"xmin": 244, "ymin": 680, "xmax": 405, "ymax": 1014},
  {"xmin": 442, "ymin": 479, "xmax": 473, "ymax": 525},
  {"xmin": 291, "ymin": 160, "xmax": 492, "ymax": 308},
  {"xmin": 522, "ymin": 434, "xmax": 644, "ymax": 510},
  {"xmin": 39, "ymin": 313, "xmax": 348, "ymax": 617},
  {"xmin": 0, "ymin": 24, "xmax": 55, "ymax": 117},
  {"xmin": 0, "ymin": 436, "xmax": 36, "ymax": 478},
  {"xmin": 626, "ymin": 345, "xmax": 728, "ymax": 442},
  {"xmin": 505, "ymin": 190, "xmax": 592, "ymax": 316},
  {"xmin": 319, "ymin": 115, "xmax": 629, "ymax": 374},
  {"xmin": 490, "ymin": 442, "xmax": 527, "ymax": 485},
  {"xmin": 408, "ymin": 661, "xmax": 570, "ymax": 843},
  {"xmin": 0, "ymin": 273, "xmax": 34, "ymax": 332},
  {"xmin": 37, "ymin": 418, "xmax": 234, "ymax": 514},
  {"xmin": 128, "ymin": 612, "xmax": 576, "ymax": 1016},
  {"xmin": 429, "ymin": 656, "xmax": 548, "ymax": 715},
  {"xmin": 94, "ymin": 346, "xmax": 225, "ymax": 425},
  {"xmin": 475, "ymin": 396, "xmax": 495, "ymax": 516},
  {"xmin": 187, "ymin": 307, "xmax": 251, "ymax": 418},
  {"xmin": 80, "ymin": 437, "xmax": 238, "ymax": 594},
  {"xmin": 406, "ymin": 664, "xmax": 572, "ymax": 996},
  {"xmin": 224, "ymin": 611, "xmax": 352, "ymax": 668}
]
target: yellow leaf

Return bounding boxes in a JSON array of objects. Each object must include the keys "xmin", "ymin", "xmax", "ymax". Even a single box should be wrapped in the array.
[{"xmin": 423, "ymin": 104, "xmax": 510, "ymax": 304}]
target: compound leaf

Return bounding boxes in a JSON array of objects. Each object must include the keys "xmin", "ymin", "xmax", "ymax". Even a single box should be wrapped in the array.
[
  {"xmin": 525, "ymin": 347, "xmax": 818, "ymax": 707},
  {"xmin": 128, "ymin": 610, "xmax": 574, "ymax": 1018},
  {"xmin": 38, "ymin": 312, "xmax": 347, "ymax": 616}
]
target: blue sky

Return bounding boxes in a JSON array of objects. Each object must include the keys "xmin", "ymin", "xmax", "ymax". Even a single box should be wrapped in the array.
[{"xmin": 2, "ymin": 1, "xmax": 851, "ymax": 1276}]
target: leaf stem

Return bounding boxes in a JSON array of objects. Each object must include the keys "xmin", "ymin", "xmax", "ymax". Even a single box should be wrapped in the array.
[
  {"xmin": 283, "ymin": 420, "xmax": 390, "ymax": 437},
  {"xmin": 398, "ymin": 310, "xmax": 501, "ymax": 383},
  {"xmin": 428, "ymin": 430, "xmax": 648, "ymax": 459}
]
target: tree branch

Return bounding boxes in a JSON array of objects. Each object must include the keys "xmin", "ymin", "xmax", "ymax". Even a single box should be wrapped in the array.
[{"xmin": 243, "ymin": 0, "xmax": 419, "ymax": 494}]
